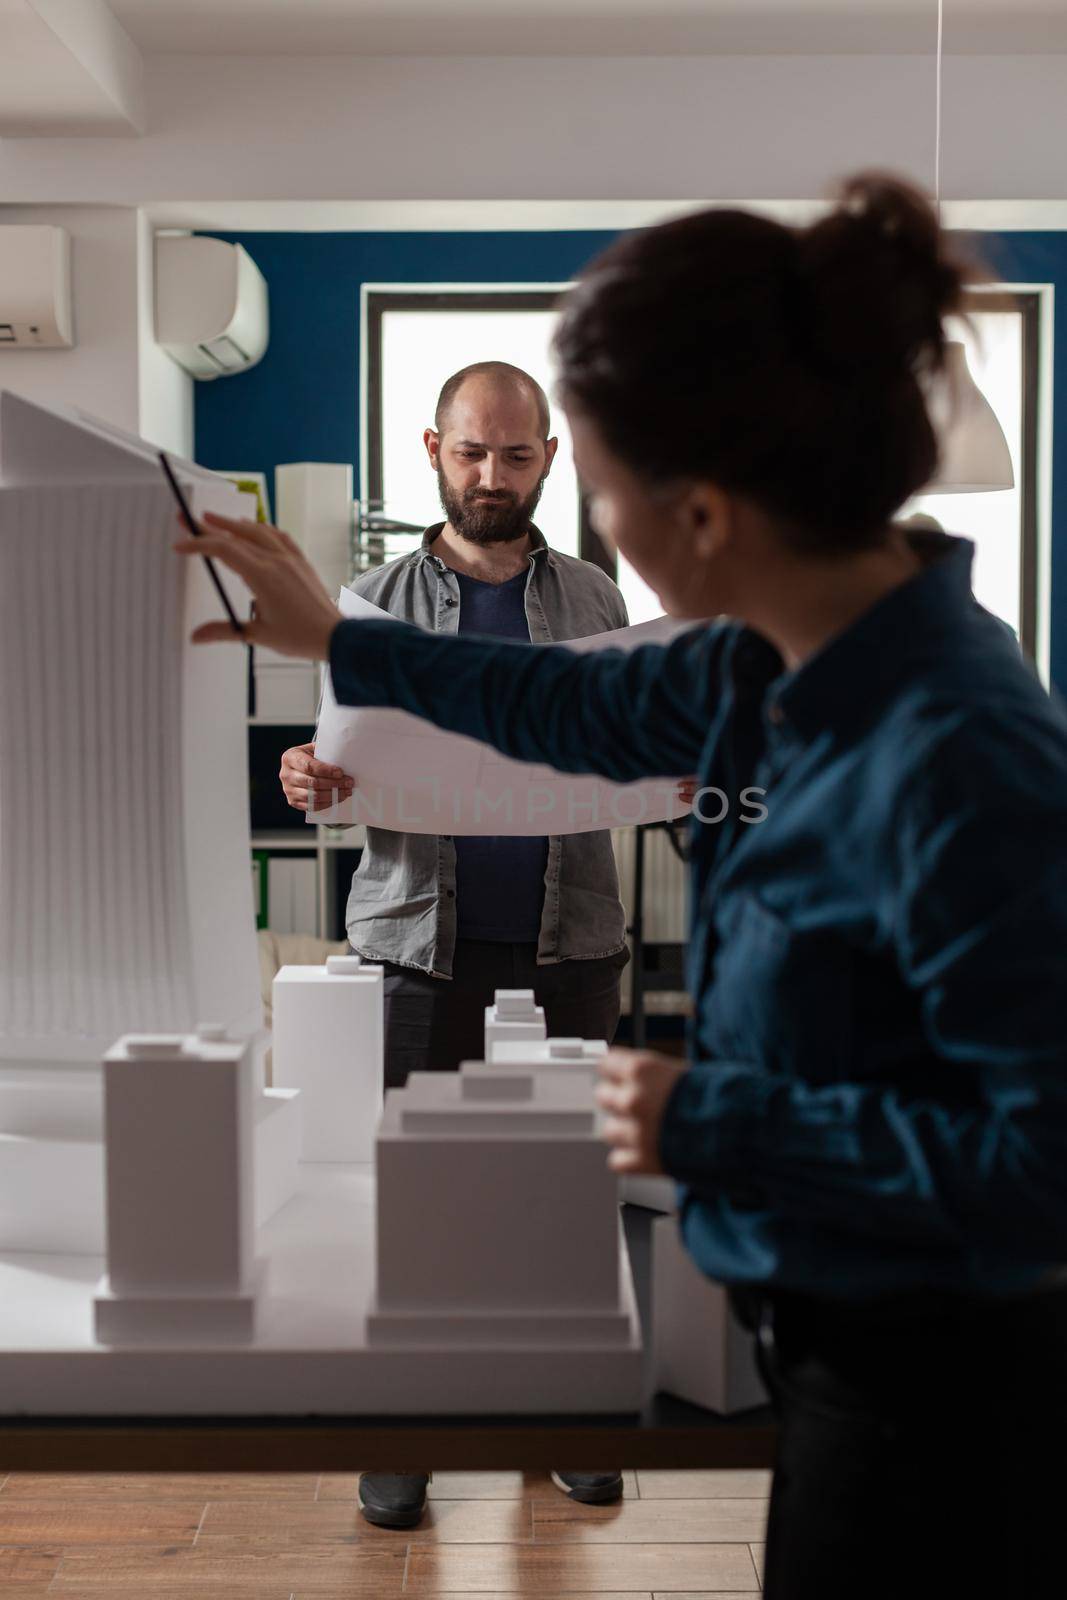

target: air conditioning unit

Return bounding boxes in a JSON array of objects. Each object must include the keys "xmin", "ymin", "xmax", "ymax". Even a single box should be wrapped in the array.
[
  {"xmin": 0, "ymin": 225, "xmax": 74, "ymax": 349},
  {"xmin": 155, "ymin": 235, "xmax": 269, "ymax": 381}
]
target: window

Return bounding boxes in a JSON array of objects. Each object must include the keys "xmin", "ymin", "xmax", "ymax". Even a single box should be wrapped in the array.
[
  {"xmin": 904, "ymin": 289, "xmax": 1042, "ymax": 657},
  {"xmin": 364, "ymin": 289, "xmax": 579, "ymax": 555},
  {"xmin": 364, "ymin": 287, "xmax": 666, "ymax": 624}
]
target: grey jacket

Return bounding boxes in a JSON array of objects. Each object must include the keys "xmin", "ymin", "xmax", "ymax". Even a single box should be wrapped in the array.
[{"xmin": 342, "ymin": 523, "xmax": 629, "ymax": 977}]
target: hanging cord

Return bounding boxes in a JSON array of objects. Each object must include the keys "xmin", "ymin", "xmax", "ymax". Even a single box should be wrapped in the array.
[{"xmin": 934, "ymin": 0, "xmax": 944, "ymax": 221}]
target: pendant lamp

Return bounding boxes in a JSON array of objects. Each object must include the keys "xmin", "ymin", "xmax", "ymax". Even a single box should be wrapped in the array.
[{"xmin": 922, "ymin": 0, "xmax": 1013, "ymax": 493}]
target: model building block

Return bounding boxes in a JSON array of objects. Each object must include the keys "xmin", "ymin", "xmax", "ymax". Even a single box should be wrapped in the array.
[
  {"xmin": 370, "ymin": 1068, "xmax": 629, "ymax": 1347},
  {"xmin": 485, "ymin": 1036, "xmax": 608, "ymax": 1074},
  {"xmin": 483, "ymin": 988, "xmax": 546, "ymax": 1059},
  {"xmin": 94, "ymin": 1026, "xmax": 262, "ymax": 1344},
  {"xmin": 271, "ymin": 954, "xmax": 384, "ymax": 1164}
]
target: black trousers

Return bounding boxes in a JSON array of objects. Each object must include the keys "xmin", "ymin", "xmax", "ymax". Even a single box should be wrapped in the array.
[
  {"xmin": 370, "ymin": 938, "xmax": 629, "ymax": 1090},
  {"xmin": 748, "ymin": 1280, "xmax": 1067, "ymax": 1599}
]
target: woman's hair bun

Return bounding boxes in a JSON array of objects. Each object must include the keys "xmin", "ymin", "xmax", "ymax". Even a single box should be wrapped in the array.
[{"xmin": 793, "ymin": 171, "xmax": 968, "ymax": 382}]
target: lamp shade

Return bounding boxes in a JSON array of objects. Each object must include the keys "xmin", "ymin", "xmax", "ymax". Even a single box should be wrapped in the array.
[{"xmin": 923, "ymin": 341, "xmax": 1014, "ymax": 493}]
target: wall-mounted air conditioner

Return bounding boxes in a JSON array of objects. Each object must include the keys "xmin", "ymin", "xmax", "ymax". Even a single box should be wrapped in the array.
[
  {"xmin": 155, "ymin": 235, "xmax": 269, "ymax": 381},
  {"xmin": 0, "ymin": 226, "xmax": 74, "ymax": 349}
]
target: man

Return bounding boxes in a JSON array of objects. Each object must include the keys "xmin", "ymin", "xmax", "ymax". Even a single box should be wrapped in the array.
[{"xmin": 280, "ymin": 360, "xmax": 630, "ymax": 1528}]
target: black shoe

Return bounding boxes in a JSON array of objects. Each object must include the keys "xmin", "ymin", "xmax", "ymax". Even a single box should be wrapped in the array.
[
  {"xmin": 358, "ymin": 1471, "xmax": 430, "ymax": 1529},
  {"xmin": 550, "ymin": 1470, "xmax": 625, "ymax": 1505}
]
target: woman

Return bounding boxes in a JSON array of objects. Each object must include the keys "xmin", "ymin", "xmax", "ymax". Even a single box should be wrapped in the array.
[{"xmin": 178, "ymin": 174, "xmax": 1067, "ymax": 1597}]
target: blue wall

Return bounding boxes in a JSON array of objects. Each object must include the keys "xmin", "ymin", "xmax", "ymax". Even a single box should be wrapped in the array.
[
  {"xmin": 193, "ymin": 230, "xmax": 615, "ymax": 497},
  {"xmin": 195, "ymin": 228, "xmax": 1067, "ymax": 694}
]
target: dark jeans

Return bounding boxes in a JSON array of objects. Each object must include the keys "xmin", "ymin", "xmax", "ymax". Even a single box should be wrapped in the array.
[
  {"xmin": 366, "ymin": 938, "xmax": 628, "ymax": 1091},
  {"xmin": 749, "ymin": 1280, "xmax": 1067, "ymax": 1599}
]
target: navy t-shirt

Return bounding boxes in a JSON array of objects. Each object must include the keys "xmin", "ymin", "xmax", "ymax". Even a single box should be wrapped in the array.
[{"xmin": 452, "ymin": 569, "xmax": 549, "ymax": 942}]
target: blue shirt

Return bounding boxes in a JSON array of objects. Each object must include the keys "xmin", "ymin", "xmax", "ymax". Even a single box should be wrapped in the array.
[
  {"xmin": 452, "ymin": 569, "xmax": 549, "ymax": 943},
  {"xmin": 330, "ymin": 533, "xmax": 1067, "ymax": 1298}
]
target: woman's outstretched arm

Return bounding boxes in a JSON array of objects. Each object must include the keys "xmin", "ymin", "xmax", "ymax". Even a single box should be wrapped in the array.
[{"xmin": 328, "ymin": 615, "xmax": 735, "ymax": 783}]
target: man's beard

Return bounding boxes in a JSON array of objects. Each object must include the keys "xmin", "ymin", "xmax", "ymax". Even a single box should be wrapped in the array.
[{"xmin": 436, "ymin": 467, "xmax": 546, "ymax": 547}]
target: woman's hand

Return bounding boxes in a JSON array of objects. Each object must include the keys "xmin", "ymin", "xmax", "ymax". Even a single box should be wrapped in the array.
[
  {"xmin": 173, "ymin": 511, "xmax": 342, "ymax": 660},
  {"xmin": 596, "ymin": 1048, "xmax": 687, "ymax": 1174}
]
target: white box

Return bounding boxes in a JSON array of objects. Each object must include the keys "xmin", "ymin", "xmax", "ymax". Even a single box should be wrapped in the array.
[
  {"xmin": 101, "ymin": 1028, "xmax": 256, "ymax": 1295},
  {"xmin": 94, "ymin": 1026, "xmax": 264, "ymax": 1345},
  {"xmin": 483, "ymin": 988, "xmax": 546, "ymax": 1059},
  {"xmin": 255, "ymin": 662, "xmax": 319, "ymax": 721},
  {"xmin": 372, "ymin": 1073, "xmax": 619, "ymax": 1324},
  {"xmin": 271, "ymin": 955, "xmax": 383, "ymax": 1163},
  {"xmin": 274, "ymin": 462, "xmax": 352, "ymax": 595},
  {"xmin": 651, "ymin": 1214, "xmax": 768, "ymax": 1415}
]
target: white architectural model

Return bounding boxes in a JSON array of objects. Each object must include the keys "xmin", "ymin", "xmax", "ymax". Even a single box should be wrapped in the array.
[
  {"xmin": 94, "ymin": 1027, "xmax": 263, "ymax": 1344},
  {"xmin": 651, "ymin": 1213, "xmax": 767, "ymax": 1414},
  {"xmin": 475, "ymin": 1035, "xmax": 677, "ymax": 1211},
  {"xmin": 369, "ymin": 1066, "xmax": 634, "ymax": 1350},
  {"xmin": 483, "ymin": 988, "xmax": 546, "ymax": 1059},
  {"xmin": 484, "ymin": 1035, "xmax": 607, "ymax": 1075},
  {"xmin": 271, "ymin": 954, "xmax": 384, "ymax": 1163},
  {"xmin": 0, "ymin": 391, "xmax": 298, "ymax": 1254}
]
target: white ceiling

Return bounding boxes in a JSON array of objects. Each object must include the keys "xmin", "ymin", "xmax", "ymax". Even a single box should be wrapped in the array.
[{"xmin": 107, "ymin": 0, "xmax": 1067, "ymax": 56}]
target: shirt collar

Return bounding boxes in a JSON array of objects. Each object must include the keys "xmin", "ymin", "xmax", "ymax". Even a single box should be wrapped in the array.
[
  {"xmin": 417, "ymin": 522, "xmax": 552, "ymax": 569},
  {"xmin": 769, "ymin": 532, "xmax": 978, "ymax": 741}
]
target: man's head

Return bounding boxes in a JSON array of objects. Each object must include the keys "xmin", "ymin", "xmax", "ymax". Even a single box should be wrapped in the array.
[{"xmin": 425, "ymin": 361, "xmax": 558, "ymax": 546}]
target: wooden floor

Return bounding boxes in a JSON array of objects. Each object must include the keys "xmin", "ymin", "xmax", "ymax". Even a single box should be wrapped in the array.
[{"xmin": 0, "ymin": 1468, "xmax": 770, "ymax": 1595}]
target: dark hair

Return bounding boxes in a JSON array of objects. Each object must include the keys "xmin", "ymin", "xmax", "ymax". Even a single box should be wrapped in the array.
[
  {"xmin": 553, "ymin": 173, "xmax": 972, "ymax": 552},
  {"xmin": 435, "ymin": 360, "xmax": 551, "ymax": 440}
]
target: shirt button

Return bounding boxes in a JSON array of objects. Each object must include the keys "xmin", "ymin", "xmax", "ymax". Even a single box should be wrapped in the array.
[
  {"xmin": 767, "ymin": 701, "xmax": 784, "ymax": 726},
  {"xmin": 445, "ymin": 888, "xmax": 456, "ymax": 899}
]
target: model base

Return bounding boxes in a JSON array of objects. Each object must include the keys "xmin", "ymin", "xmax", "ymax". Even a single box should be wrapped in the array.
[
  {"xmin": 368, "ymin": 1239, "xmax": 635, "ymax": 1348},
  {"xmin": 0, "ymin": 1168, "xmax": 644, "ymax": 1416},
  {"xmin": 93, "ymin": 1259, "xmax": 268, "ymax": 1346}
]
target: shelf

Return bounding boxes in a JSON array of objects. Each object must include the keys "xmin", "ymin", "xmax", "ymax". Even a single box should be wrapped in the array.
[
  {"xmin": 248, "ymin": 716, "xmax": 317, "ymax": 728},
  {"xmin": 250, "ymin": 827, "xmax": 365, "ymax": 851},
  {"xmin": 320, "ymin": 825, "xmax": 366, "ymax": 848}
]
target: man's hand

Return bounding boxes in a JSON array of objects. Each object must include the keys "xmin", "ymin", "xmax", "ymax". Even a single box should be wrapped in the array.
[
  {"xmin": 596, "ymin": 1048, "xmax": 688, "ymax": 1175},
  {"xmin": 173, "ymin": 511, "xmax": 342, "ymax": 658},
  {"xmin": 280, "ymin": 742, "xmax": 355, "ymax": 814}
]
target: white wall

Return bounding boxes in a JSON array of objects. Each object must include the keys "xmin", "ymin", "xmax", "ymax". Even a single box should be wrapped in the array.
[{"xmin": 0, "ymin": 54, "xmax": 1064, "ymax": 206}]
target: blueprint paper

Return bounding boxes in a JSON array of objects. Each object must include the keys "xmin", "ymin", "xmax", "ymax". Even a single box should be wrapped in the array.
[
  {"xmin": 0, "ymin": 390, "xmax": 262, "ymax": 1065},
  {"xmin": 311, "ymin": 590, "xmax": 694, "ymax": 836}
]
